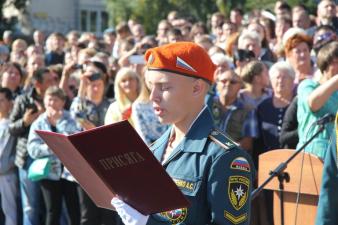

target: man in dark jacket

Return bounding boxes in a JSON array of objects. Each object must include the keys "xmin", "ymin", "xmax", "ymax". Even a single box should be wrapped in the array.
[{"xmin": 9, "ymin": 67, "xmax": 55, "ymax": 225}]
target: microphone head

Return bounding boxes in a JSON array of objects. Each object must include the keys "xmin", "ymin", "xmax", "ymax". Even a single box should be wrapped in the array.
[{"xmin": 316, "ymin": 113, "xmax": 335, "ymax": 125}]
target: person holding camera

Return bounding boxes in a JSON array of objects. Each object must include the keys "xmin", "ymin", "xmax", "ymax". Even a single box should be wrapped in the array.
[
  {"xmin": 69, "ymin": 60, "xmax": 117, "ymax": 225},
  {"xmin": 9, "ymin": 67, "xmax": 56, "ymax": 225}
]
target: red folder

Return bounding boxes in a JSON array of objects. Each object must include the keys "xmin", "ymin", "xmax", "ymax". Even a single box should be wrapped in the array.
[{"xmin": 35, "ymin": 120, "xmax": 189, "ymax": 215}]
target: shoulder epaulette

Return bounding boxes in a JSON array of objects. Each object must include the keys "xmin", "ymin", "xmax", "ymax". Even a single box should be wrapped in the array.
[
  {"xmin": 208, "ymin": 128, "xmax": 239, "ymax": 151},
  {"xmin": 335, "ymin": 112, "xmax": 338, "ymax": 168}
]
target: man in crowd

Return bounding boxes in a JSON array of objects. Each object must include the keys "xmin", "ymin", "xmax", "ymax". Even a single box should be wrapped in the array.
[{"xmin": 9, "ymin": 68, "xmax": 56, "ymax": 225}]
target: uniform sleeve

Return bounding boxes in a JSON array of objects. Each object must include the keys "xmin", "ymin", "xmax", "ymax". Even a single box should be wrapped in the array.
[
  {"xmin": 315, "ymin": 134, "xmax": 338, "ymax": 225},
  {"xmin": 207, "ymin": 150, "xmax": 254, "ymax": 225}
]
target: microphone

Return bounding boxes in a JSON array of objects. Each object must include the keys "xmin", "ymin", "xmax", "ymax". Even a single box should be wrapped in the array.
[{"xmin": 316, "ymin": 113, "xmax": 335, "ymax": 125}]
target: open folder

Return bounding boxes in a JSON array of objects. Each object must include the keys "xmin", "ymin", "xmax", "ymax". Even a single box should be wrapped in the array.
[{"xmin": 35, "ymin": 120, "xmax": 190, "ymax": 215}]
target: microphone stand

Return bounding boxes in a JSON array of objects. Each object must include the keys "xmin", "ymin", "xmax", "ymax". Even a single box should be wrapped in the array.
[{"xmin": 251, "ymin": 123, "xmax": 326, "ymax": 225}]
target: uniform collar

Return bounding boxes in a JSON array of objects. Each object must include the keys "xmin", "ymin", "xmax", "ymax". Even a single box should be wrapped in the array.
[
  {"xmin": 150, "ymin": 106, "xmax": 215, "ymax": 163},
  {"xmin": 179, "ymin": 106, "xmax": 214, "ymax": 153}
]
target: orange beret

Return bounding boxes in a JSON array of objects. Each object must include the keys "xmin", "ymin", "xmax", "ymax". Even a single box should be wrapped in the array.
[{"xmin": 145, "ymin": 42, "xmax": 216, "ymax": 84}]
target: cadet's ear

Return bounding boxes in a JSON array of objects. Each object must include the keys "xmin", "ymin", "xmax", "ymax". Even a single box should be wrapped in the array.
[{"xmin": 192, "ymin": 79, "xmax": 206, "ymax": 97}]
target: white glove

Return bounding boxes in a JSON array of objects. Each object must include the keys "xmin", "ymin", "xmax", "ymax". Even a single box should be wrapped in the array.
[{"xmin": 111, "ymin": 197, "xmax": 149, "ymax": 225}]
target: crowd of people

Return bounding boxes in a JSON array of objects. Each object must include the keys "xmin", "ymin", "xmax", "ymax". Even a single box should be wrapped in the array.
[{"xmin": 0, "ymin": 0, "xmax": 338, "ymax": 224}]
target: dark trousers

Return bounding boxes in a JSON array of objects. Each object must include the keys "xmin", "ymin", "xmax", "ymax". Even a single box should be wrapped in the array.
[
  {"xmin": 77, "ymin": 186, "xmax": 121, "ymax": 225},
  {"xmin": 40, "ymin": 179, "xmax": 80, "ymax": 225}
]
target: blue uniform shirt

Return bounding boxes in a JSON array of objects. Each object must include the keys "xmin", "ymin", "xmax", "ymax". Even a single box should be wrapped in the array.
[
  {"xmin": 315, "ymin": 113, "xmax": 338, "ymax": 225},
  {"xmin": 146, "ymin": 107, "xmax": 255, "ymax": 225}
]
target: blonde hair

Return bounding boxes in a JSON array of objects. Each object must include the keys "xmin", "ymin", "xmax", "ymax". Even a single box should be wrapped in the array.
[{"xmin": 114, "ymin": 67, "xmax": 142, "ymax": 112}]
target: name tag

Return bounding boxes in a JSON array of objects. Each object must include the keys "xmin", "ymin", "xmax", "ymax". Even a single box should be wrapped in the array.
[{"xmin": 173, "ymin": 178, "xmax": 196, "ymax": 192}]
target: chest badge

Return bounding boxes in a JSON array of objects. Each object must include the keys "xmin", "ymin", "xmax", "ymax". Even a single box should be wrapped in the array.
[
  {"xmin": 228, "ymin": 176, "xmax": 250, "ymax": 211},
  {"xmin": 160, "ymin": 208, "xmax": 188, "ymax": 224}
]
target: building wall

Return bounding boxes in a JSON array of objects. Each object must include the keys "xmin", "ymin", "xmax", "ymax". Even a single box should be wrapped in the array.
[
  {"xmin": 3, "ymin": 0, "xmax": 108, "ymax": 35},
  {"xmin": 27, "ymin": 0, "xmax": 76, "ymax": 34}
]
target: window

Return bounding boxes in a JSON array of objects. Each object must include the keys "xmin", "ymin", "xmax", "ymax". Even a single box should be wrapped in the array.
[{"xmin": 90, "ymin": 11, "xmax": 97, "ymax": 32}]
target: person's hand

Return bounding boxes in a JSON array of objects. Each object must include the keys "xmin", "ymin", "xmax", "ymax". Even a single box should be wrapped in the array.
[
  {"xmin": 111, "ymin": 197, "xmax": 149, "ymax": 225},
  {"xmin": 23, "ymin": 102, "xmax": 44, "ymax": 126},
  {"xmin": 63, "ymin": 61, "xmax": 77, "ymax": 77},
  {"xmin": 78, "ymin": 119, "xmax": 96, "ymax": 130}
]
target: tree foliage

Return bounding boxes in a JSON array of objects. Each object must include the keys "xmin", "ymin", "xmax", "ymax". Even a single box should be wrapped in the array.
[
  {"xmin": 0, "ymin": 0, "xmax": 27, "ymax": 35},
  {"xmin": 106, "ymin": 0, "xmax": 318, "ymax": 35}
]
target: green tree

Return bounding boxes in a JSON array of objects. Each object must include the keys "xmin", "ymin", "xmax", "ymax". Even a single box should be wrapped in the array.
[
  {"xmin": 105, "ymin": 0, "xmax": 319, "ymax": 35},
  {"xmin": 0, "ymin": 0, "xmax": 27, "ymax": 36}
]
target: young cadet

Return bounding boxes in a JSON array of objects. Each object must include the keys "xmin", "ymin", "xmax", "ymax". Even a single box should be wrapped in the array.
[
  {"xmin": 315, "ymin": 111, "xmax": 338, "ymax": 225},
  {"xmin": 111, "ymin": 42, "xmax": 255, "ymax": 225}
]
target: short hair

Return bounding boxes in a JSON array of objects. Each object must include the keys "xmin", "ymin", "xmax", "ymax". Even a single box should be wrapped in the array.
[
  {"xmin": 240, "ymin": 60, "xmax": 265, "ymax": 83},
  {"xmin": 49, "ymin": 32, "xmax": 65, "ymax": 41},
  {"xmin": 2, "ymin": 62, "xmax": 24, "ymax": 78},
  {"xmin": 116, "ymin": 21, "xmax": 130, "ymax": 34},
  {"xmin": 269, "ymin": 61, "xmax": 295, "ymax": 80},
  {"xmin": 317, "ymin": 41, "xmax": 338, "ymax": 73},
  {"xmin": 233, "ymin": 49, "xmax": 255, "ymax": 63},
  {"xmin": 0, "ymin": 87, "xmax": 13, "ymax": 100},
  {"xmin": 231, "ymin": 7, "xmax": 244, "ymax": 16},
  {"xmin": 238, "ymin": 31, "xmax": 262, "ymax": 49},
  {"xmin": 284, "ymin": 34, "xmax": 312, "ymax": 55},
  {"xmin": 78, "ymin": 48, "xmax": 97, "ymax": 58},
  {"xmin": 211, "ymin": 53, "xmax": 232, "ymax": 68},
  {"xmin": 32, "ymin": 67, "xmax": 50, "ymax": 84},
  {"xmin": 45, "ymin": 86, "xmax": 66, "ymax": 101},
  {"xmin": 167, "ymin": 28, "xmax": 182, "ymax": 37},
  {"xmin": 278, "ymin": 2, "xmax": 292, "ymax": 12}
]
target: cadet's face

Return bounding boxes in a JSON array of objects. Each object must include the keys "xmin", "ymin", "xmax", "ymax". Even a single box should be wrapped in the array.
[{"xmin": 145, "ymin": 70, "xmax": 195, "ymax": 125}]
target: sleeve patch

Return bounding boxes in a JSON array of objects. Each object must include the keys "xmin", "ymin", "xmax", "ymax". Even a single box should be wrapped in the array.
[
  {"xmin": 224, "ymin": 211, "xmax": 247, "ymax": 224},
  {"xmin": 228, "ymin": 176, "xmax": 250, "ymax": 210},
  {"xmin": 230, "ymin": 157, "xmax": 251, "ymax": 172}
]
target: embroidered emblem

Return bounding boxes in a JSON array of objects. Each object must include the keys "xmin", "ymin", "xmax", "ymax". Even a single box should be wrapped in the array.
[
  {"xmin": 224, "ymin": 211, "xmax": 247, "ymax": 224},
  {"xmin": 230, "ymin": 157, "xmax": 251, "ymax": 172},
  {"xmin": 176, "ymin": 57, "xmax": 197, "ymax": 72},
  {"xmin": 335, "ymin": 113, "xmax": 338, "ymax": 168},
  {"xmin": 173, "ymin": 178, "xmax": 196, "ymax": 193},
  {"xmin": 228, "ymin": 176, "xmax": 249, "ymax": 211},
  {"xmin": 160, "ymin": 208, "xmax": 188, "ymax": 224}
]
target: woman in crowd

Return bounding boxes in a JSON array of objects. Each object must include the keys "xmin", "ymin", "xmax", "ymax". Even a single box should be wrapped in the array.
[
  {"xmin": 0, "ymin": 62, "xmax": 24, "ymax": 98},
  {"xmin": 239, "ymin": 60, "xmax": 271, "ymax": 110},
  {"xmin": 284, "ymin": 33, "xmax": 314, "ymax": 87},
  {"xmin": 69, "ymin": 60, "xmax": 115, "ymax": 225},
  {"xmin": 255, "ymin": 61, "xmax": 295, "ymax": 154},
  {"xmin": 104, "ymin": 67, "xmax": 141, "ymax": 125},
  {"xmin": 28, "ymin": 86, "xmax": 80, "ymax": 225},
  {"xmin": 297, "ymin": 41, "xmax": 338, "ymax": 160},
  {"xmin": 131, "ymin": 73, "xmax": 167, "ymax": 145}
]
